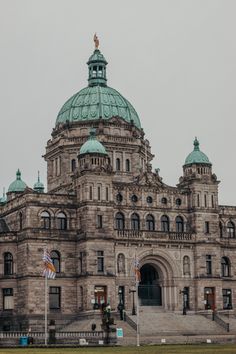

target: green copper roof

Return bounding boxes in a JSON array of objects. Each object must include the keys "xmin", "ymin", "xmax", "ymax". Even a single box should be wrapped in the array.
[
  {"xmin": 34, "ymin": 172, "xmax": 44, "ymax": 193},
  {"xmin": 79, "ymin": 129, "xmax": 107, "ymax": 155},
  {"xmin": 0, "ymin": 189, "xmax": 7, "ymax": 204},
  {"xmin": 56, "ymin": 49, "xmax": 141, "ymax": 129},
  {"xmin": 184, "ymin": 138, "xmax": 211, "ymax": 166},
  {"xmin": 8, "ymin": 169, "xmax": 27, "ymax": 193}
]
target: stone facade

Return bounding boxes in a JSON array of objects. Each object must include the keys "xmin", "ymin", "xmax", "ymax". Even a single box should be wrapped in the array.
[{"xmin": 0, "ymin": 47, "xmax": 236, "ymax": 331}]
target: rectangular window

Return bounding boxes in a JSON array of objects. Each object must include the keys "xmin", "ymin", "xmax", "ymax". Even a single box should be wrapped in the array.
[
  {"xmin": 211, "ymin": 195, "xmax": 214, "ymax": 208},
  {"xmin": 106, "ymin": 187, "xmax": 109, "ymax": 201},
  {"xmin": 49, "ymin": 287, "xmax": 61, "ymax": 309},
  {"xmin": 80, "ymin": 251, "xmax": 83, "ymax": 274},
  {"xmin": 222, "ymin": 289, "xmax": 232, "ymax": 309},
  {"xmin": 197, "ymin": 194, "xmax": 200, "ymax": 207},
  {"xmin": 97, "ymin": 251, "xmax": 104, "ymax": 272},
  {"xmin": 89, "ymin": 186, "xmax": 93, "ymax": 200},
  {"xmin": 3, "ymin": 288, "xmax": 13, "ymax": 310},
  {"xmin": 97, "ymin": 215, "xmax": 103, "ymax": 228},
  {"xmin": 205, "ymin": 221, "xmax": 210, "ymax": 234},
  {"xmin": 206, "ymin": 255, "xmax": 212, "ymax": 276},
  {"xmin": 97, "ymin": 186, "xmax": 101, "ymax": 201},
  {"xmin": 204, "ymin": 194, "xmax": 207, "ymax": 207}
]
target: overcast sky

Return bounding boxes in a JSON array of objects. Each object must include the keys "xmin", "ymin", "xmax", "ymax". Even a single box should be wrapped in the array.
[{"xmin": 0, "ymin": 0, "xmax": 235, "ymax": 205}]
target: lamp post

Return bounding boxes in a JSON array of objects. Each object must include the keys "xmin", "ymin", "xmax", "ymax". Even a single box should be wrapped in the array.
[
  {"xmin": 118, "ymin": 288, "xmax": 124, "ymax": 320},
  {"xmin": 206, "ymin": 290, "xmax": 210, "ymax": 310},
  {"xmin": 129, "ymin": 288, "xmax": 136, "ymax": 315}
]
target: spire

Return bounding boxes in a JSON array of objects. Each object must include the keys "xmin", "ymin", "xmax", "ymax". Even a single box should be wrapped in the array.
[
  {"xmin": 0, "ymin": 187, "xmax": 7, "ymax": 204},
  {"xmin": 34, "ymin": 171, "xmax": 44, "ymax": 193},
  {"xmin": 87, "ymin": 34, "xmax": 108, "ymax": 87}
]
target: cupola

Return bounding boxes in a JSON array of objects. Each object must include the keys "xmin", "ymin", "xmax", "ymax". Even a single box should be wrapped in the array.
[
  {"xmin": 34, "ymin": 172, "xmax": 45, "ymax": 193},
  {"xmin": 79, "ymin": 129, "xmax": 107, "ymax": 156},
  {"xmin": 8, "ymin": 169, "xmax": 27, "ymax": 193},
  {"xmin": 183, "ymin": 138, "xmax": 212, "ymax": 178}
]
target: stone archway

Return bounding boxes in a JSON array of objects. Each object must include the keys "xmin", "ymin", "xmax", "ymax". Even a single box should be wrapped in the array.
[
  {"xmin": 137, "ymin": 251, "xmax": 179, "ymax": 310},
  {"xmin": 139, "ymin": 264, "xmax": 162, "ymax": 306}
]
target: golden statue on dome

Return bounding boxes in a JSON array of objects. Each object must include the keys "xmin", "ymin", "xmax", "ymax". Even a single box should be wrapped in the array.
[{"xmin": 94, "ymin": 33, "xmax": 99, "ymax": 49}]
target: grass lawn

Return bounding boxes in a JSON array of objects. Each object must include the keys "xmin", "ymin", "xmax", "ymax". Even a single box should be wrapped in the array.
[{"xmin": 0, "ymin": 345, "xmax": 236, "ymax": 354}]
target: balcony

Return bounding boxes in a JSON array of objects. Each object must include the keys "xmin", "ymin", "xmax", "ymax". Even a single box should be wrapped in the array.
[{"xmin": 116, "ymin": 229, "xmax": 194, "ymax": 242}]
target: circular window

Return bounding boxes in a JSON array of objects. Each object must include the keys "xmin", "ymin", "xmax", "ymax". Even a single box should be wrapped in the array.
[
  {"xmin": 116, "ymin": 193, "xmax": 123, "ymax": 202},
  {"xmin": 176, "ymin": 198, "xmax": 182, "ymax": 206},
  {"xmin": 131, "ymin": 195, "xmax": 138, "ymax": 203},
  {"xmin": 147, "ymin": 196, "xmax": 153, "ymax": 204},
  {"xmin": 161, "ymin": 197, "xmax": 167, "ymax": 205}
]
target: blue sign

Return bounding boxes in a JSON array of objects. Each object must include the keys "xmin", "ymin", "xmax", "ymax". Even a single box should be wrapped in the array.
[{"xmin": 116, "ymin": 328, "xmax": 123, "ymax": 338}]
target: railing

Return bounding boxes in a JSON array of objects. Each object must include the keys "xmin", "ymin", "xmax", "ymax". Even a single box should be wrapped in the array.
[
  {"xmin": 212, "ymin": 312, "xmax": 229, "ymax": 332},
  {"xmin": 116, "ymin": 229, "xmax": 194, "ymax": 242},
  {"xmin": 0, "ymin": 331, "xmax": 104, "ymax": 339},
  {"xmin": 125, "ymin": 314, "xmax": 137, "ymax": 331}
]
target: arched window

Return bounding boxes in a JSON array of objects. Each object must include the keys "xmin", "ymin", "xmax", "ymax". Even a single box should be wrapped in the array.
[
  {"xmin": 221, "ymin": 257, "xmax": 230, "ymax": 277},
  {"xmin": 131, "ymin": 213, "xmax": 140, "ymax": 231},
  {"xmin": 57, "ymin": 212, "xmax": 67, "ymax": 230},
  {"xmin": 51, "ymin": 250, "xmax": 60, "ymax": 273},
  {"xmin": 146, "ymin": 214, "xmax": 155, "ymax": 231},
  {"xmin": 41, "ymin": 211, "xmax": 51, "ymax": 229},
  {"xmin": 161, "ymin": 197, "xmax": 167, "ymax": 205},
  {"xmin": 227, "ymin": 221, "xmax": 235, "ymax": 238},
  {"xmin": 4, "ymin": 252, "xmax": 13, "ymax": 275},
  {"xmin": 116, "ymin": 212, "xmax": 125, "ymax": 230},
  {"xmin": 219, "ymin": 222, "xmax": 223, "ymax": 238},
  {"xmin": 161, "ymin": 215, "xmax": 169, "ymax": 232},
  {"xmin": 183, "ymin": 255, "xmax": 190, "ymax": 275},
  {"xmin": 71, "ymin": 159, "xmax": 76, "ymax": 172},
  {"xmin": 176, "ymin": 216, "xmax": 184, "ymax": 233},
  {"xmin": 126, "ymin": 159, "xmax": 130, "ymax": 172},
  {"xmin": 19, "ymin": 212, "xmax": 23, "ymax": 231},
  {"xmin": 116, "ymin": 158, "xmax": 121, "ymax": 171}
]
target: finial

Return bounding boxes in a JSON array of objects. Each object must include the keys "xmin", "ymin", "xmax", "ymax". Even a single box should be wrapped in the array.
[
  {"xmin": 38, "ymin": 170, "xmax": 40, "ymax": 182},
  {"xmin": 3, "ymin": 187, "xmax": 5, "ymax": 197},
  {"xmin": 16, "ymin": 169, "xmax": 21, "ymax": 179},
  {"xmin": 193, "ymin": 137, "xmax": 199, "ymax": 151},
  {"xmin": 93, "ymin": 33, "xmax": 99, "ymax": 49}
]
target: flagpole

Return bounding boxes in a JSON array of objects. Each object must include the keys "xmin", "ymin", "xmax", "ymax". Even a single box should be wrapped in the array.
[
  {"xmin": 135, "ymin": 248, "xmax": 140, "ymax": 347},
  {"xmin": 44, "ymin": 270, "xmax": 48, "ymax": 345}
]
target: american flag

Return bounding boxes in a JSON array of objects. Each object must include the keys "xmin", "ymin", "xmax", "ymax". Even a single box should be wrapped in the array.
[
  {"xmin": 134, "ymin": 259, "xmax": 141, "ymax": 283},
  {"xmin": 42, "ymin": 249, "xmax": 56, "ymax": 279}
]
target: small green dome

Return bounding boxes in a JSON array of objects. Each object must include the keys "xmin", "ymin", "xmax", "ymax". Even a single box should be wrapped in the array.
[
  {"xmin": 184, "ymin": 138, "xmax": 211, "ymax": 166},
  {"xmin": 8, "ymin": 169, "xmax": 27, "ymax": 193},
  {"xmin": 79, "ymin": 129, "xmax": 107, "ymax": 156},
  {"xmin": 56, "ymin": 49, "xmax": 141, "ymax": 129},
  {"xmin": 0, "ymin": 189, "xmax": 7, "ymax": 204},
  {"xmin": 34, "ymin": 172, "xmax": 44, "ymax": 193}
]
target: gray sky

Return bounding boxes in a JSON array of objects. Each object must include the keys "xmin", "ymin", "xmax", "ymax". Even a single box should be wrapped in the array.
[{"xmin": 0, "ymin": 0, "xmax": 235, "ymax": 205}]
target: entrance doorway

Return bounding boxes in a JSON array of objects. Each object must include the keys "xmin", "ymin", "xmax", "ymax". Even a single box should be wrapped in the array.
[
  {"xmin": 94, "ymin": 286, "xmax": 107, "ymax": 309},
  {"xmin": 204, "ymin": 287, "xmax": 215, "ymax": 310},
  {"xmin": 138, "ymin": 264, "xmax": 162, "ymax": 306}
]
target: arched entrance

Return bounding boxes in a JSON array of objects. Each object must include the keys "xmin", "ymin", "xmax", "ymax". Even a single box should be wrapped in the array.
[{"xmin": 138, "ymin": 264, "xmax": 162, "ymax": 306}]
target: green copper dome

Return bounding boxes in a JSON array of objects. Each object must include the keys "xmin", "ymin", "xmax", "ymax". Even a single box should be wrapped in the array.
[
  {"xmin": 184, "ymin": 138, "xmax": 211, "ymax": 166},
  {"xmin": 8, "ymin": 169, "xmax": 27, "ymax": 193},
  {"xmin": 79, "ymin": 129, "xmax": 107, "ymax": 155},
  {"xmin": 34, "ymin": 172, "xmax": 44, "ymax": 193},
  {"xmin": 56, "ymin": 48, "xmax": 141, "ymax": 129}
]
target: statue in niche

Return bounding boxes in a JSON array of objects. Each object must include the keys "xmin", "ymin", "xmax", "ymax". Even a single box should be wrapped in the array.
[
  {"xmin": 117, "ymin": 254, "xmax": 125, "ymax": 274},
  {"xmin": 183, "ymin": 255, "xmax": 190, "ymax": 275}
]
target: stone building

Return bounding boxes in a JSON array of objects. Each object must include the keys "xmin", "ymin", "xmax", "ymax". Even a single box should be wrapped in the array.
[{"xmin": 0, "ymin": 42, "xmax": 235, "ymax": 331}]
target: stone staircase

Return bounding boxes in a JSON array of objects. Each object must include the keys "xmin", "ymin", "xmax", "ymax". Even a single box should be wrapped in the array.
[{"xmin": 129, "ymin": 307, "xmax": 223, "ymax": 336}]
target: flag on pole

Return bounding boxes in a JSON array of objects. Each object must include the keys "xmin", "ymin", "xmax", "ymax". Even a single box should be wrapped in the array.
[
  {"xmin": 43, "ymin": 249, "xmax": 56, "ymax": 279},
  {"xmin": 134, "ymin": 259, "xmax": 141, "ymax": 283}
]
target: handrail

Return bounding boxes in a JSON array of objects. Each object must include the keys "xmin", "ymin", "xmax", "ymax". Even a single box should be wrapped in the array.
[
  {"xmin": 212, "ymin": 312, "xmax": 229, "ymax": 332},
  {"xmin": 125, "ymin": 314, "xmax": 137, "ymax": 331}
]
